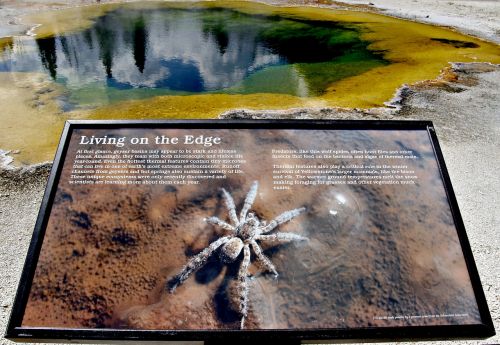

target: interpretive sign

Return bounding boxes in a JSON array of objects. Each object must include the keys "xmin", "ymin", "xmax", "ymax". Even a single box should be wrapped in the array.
[{"xmin": 6, "ymin": 120, "xmax": 494, "ymax": 342}]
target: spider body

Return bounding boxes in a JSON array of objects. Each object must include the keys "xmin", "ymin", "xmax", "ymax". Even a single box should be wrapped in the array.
[
  {"xmin": 168, "ymin": 181, "xmax": 307, "ymax": 328},
  {"xmin": 237, "ymin": 213, "xmax": 259, "ymax": 240},
  {"xmin": 220, "ymin": 237, "xmax": 244, "ymax": 262}
]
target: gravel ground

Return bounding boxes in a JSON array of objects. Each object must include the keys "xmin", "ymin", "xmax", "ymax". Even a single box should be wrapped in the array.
[
  {"xmin": 338, "ymin": 0, "xmax": 500, "ymax": 44},
  {"xmin": 0, "ymin": 0, "xmax": 499, "ymax": 344}
]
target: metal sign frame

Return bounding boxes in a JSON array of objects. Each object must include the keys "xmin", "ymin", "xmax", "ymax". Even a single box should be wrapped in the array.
[{"xmin": 5, "ymin": 120, "xmax": 495, "ymax": 343}]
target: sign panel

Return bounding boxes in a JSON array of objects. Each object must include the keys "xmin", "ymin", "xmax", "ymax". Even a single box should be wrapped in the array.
[{"xmin": 6, "ymin": 120, "xmax": 494, "ymax": 342}]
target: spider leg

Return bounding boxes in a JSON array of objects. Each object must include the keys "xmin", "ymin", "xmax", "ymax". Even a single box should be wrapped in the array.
[
  {"xmin": 260, "ymin": 207, "xmax": 306, "ymax": 234},
  {"xmin": 204, "ymin": 216, "xmax": 235, "ymax": 232},
  {"xmin": 250, "ymin": 240, "xmax": 278, "ymax": 277},
  {"xmin": 239, "ymin": 181, "xmax": 258, "ymax": 222},
  {"xmin": 168, "ymin": 236, "xmax": 231, "ymax": 293},
  {"xmin": 236, "ymin": 244, "xmax": 251, "ymax": 329},
  {"xmin": 257, "ymin": 232, "xmax": 308, "ymax": 243},
  {"xmin": 221, "ymin": 188, "xmax": 239, "ymax": 226}
]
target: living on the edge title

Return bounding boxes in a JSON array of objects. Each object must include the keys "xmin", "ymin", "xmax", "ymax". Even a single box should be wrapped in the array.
[{"xmin": 79, "ymin": 134, "xmax": 222, "ymax": 147}]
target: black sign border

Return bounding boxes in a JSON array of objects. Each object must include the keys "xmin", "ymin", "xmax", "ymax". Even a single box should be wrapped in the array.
[{"xmin": 5, "ymin": 119, "xmax": 495, "ymax": 343}]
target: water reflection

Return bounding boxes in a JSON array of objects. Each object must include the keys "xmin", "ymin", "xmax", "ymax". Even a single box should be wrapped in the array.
[
  {"xmin": 36, "ymin": 37, "xmax": 57, "ymax": 80},
  {"xmin": 0, "ymin": 6, "xmax": 387, "ymax": 107}
]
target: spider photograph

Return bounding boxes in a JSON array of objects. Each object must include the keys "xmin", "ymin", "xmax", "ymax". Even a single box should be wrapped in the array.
[{"xmin": 168, "ymin": 180, "xmax": 308, "ymax": 328}]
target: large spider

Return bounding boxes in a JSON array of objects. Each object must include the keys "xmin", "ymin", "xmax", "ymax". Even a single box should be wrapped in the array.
[{"xmin": 168, "ymin": 180, "xmax": 307, "ymax": 328}]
